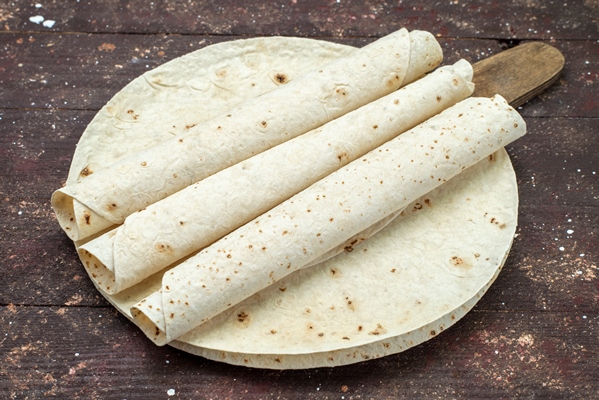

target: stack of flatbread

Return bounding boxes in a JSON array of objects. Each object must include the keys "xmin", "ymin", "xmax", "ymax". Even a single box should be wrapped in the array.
[{"xmin": 52, "ymin": 28, "xmax": 526, "ymax": 368}]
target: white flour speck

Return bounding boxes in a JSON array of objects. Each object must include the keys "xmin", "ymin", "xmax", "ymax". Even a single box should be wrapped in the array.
[
  {"xmin": 559, "ymin": 246, "xmax": 565, "ymax": 251},
  {"xmin": 43, "ymin": 20, "xmax": 56, "ymax": 28},
  {"xmin": 167, "ymin": 389, "xmax": 175, "ymax": 396},
  {"xmin": 567, "ymin": 229, "xmax": 574, "ymax": 234},
  {"xmin": 35, "ymin": 3, "xmax": 43, "ymax": 8},
  {"xmin": 29, "ymin": 15, "xmax": 44, "ymax": 24}
]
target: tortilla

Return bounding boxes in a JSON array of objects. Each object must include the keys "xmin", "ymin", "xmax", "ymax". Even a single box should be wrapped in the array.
[
  {"xmin": 78, "ymin": 60, "xmax": 475, "ymax": 295},
  {"xmin": 62, "ymin": 36, "xmax": 522, "ymax": 369},
  {"xmin": 52, "ymin": 28, "xmax": 443, "ymax": 242},
  {"xmin": 130, "ymin": 95, "xmax": 525, "ymax": 346}
]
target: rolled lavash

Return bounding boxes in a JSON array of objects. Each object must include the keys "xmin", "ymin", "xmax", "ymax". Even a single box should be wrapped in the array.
[
  {"xmin": 78, "ymin": 60, "xmax": 475, "ymax": 295},
  {"xmin": 130, "ymin": 94, "xmax": 526, "ymax": 345},
  {"xmin": 52, "ymin": 28, "xmax": 443, "ymax": 242}
]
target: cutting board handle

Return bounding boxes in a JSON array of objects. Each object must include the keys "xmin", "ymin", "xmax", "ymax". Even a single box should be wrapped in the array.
[{"xmin": 472, "ymin": 42, "xmax": 565, "ymax": 107}]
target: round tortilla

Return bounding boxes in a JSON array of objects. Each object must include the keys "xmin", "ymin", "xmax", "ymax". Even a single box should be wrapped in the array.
[{"xmin": 67, "ymin": 36, "xmax": 518, "ymax": 369}]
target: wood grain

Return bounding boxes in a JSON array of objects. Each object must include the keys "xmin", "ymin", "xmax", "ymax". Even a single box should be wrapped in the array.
[
  {"xmin": 2, "ymin": 306, "xmax": 597, "ymax": 398},
  {"xmin": 3, "ymin": 0, "xmax": 598, "ymax": 40}
]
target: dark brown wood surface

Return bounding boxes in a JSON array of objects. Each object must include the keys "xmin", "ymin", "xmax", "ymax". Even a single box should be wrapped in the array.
[{"xmin": 1, "ymin": 1, "xmax": 597, "ymax": 398}]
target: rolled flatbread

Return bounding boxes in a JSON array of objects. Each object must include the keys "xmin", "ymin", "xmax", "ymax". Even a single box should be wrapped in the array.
[
  {"xmin": 52, "ymin": 28, "xmax": 443, "ymax": 241},
  {"xmin": 130, "ymin": 94, "xmax": 526, "ymax": 345},
  {"xmin": 78, "ymin": 60, "xmax": 475, "ymax": 295}
]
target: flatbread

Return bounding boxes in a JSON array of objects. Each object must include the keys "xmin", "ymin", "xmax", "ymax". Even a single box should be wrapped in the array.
[
  {"xmin": 62, "ymin": 36, "xmax": 522, "ymax": 369},
  {"xmin": 52, "ymin": 28, "xmax": 443, "ymax": 242},
  {"xmin": 78, "ymin": 60, "xmax": 475, "ymax": 295}
]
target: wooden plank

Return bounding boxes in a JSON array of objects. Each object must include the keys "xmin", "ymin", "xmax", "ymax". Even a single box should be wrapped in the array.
[
  {"xmin": 1, "ymin": 32, "xmax": 596, "ymax": 118},
  {"xmin": 1, "ymin": 305, "xmax": 597, "ymax": 398},
  {"xmin": 3, "ymin": 0, "xmax": 598, "ymax": 40}
]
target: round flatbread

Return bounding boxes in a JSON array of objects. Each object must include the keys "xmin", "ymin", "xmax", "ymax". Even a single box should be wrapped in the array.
[{"xmin": 67, "ymin": 36, "xmax": 519, "ymax": 369}]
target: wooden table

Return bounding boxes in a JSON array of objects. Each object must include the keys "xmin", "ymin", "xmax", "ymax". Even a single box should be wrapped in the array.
[{"xmin": 1, "ymin": 1, "xmax": 597, "ymax": 398}]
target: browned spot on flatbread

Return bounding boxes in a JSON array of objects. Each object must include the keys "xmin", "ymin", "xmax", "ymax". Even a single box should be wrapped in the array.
[
  {"xmin": 412, "ymin": 202, "xmax": 423, "ymax": 212},
  {"xmin": 79, "ymin": 166, "xmax": 92, "ymax": 177},
  {"xmin": 154, "ymin": 243, "xmax": 173, "ymax": 254},
  {"xmin": 83, "ymin": 211, "xmax": 91, "ymax": 225},
  {"xmin": 369, "ymin": 323, "xmax": 387, "ymax": 336},
  {"xmin": 215, "ymin": 68, "xmax": 227, "ymax": 78},
  {"xmin": 106, "ymin": 203, "xmax": 117, "ymax": 211},
  {"xmin": 345, "ymin": 297, "xmax": 356, "ymax": 311},
  {"xmin": 237, "ymin": 311, "xmax": 250, "ymax": 325},
  {"xmin": 126, "ymin": 109, "xmax": 139, "ymax": 120},
  {"xmin": 329, "ymin": 268, "xmax": 341, "ymax": 278},
  {"xmin": 274, "ymin": 73, "xmax": 288, "ymax": 84},
  {"xmin": 450, "ymin": 256, "xmax": 464, "ymax": 266}
]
